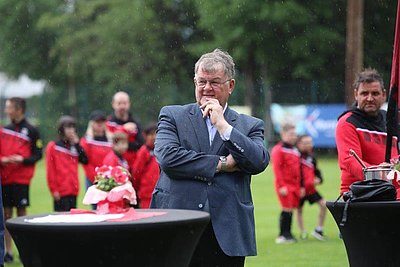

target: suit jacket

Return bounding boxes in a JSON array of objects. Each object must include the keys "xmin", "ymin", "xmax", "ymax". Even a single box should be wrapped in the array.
[{"xmin": 150, "ymin": 103, "xmax": 269, "ymax": 256}]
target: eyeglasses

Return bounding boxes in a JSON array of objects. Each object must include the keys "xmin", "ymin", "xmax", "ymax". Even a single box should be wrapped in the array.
[{"xmin": 194, "ymin": 78, "xmax": 231, "ymax": 89}]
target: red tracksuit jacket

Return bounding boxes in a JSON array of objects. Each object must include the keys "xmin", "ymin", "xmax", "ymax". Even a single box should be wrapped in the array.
[
  {"xmin": 80, "ymin": 135, "xmax": 112, "ymax": 183},
  {"xmin": 0, "ymin": 119, "xmax": 42, "ymax": 185},
  {"xmin": 46, "ymin": 140, "xmax": 88, "ymax": 197},
  {"xmin": 272, "ymin": 141, "xmax": 301, "ymax": 193},
  {"xmin": 336, "ymin": 109, "xmax": 399, "ymax": 196},
  {"xmin": 132, "ymin": 145, "xmax": 160, "ymax": 208},
  {"xmin": 300, "ymin": 154, "xmax": 322, "ymax": 196}
]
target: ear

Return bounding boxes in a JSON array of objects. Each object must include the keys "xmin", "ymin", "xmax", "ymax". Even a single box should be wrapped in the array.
[{"xmin": 229, "ymin": 79, "xmax": 235, "ymax": 95}]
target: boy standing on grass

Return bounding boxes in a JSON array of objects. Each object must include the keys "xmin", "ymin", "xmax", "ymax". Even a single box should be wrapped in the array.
[
  {"xmin": 296, "ymin": 134, "xmax": 326, "ymax": 241},
  {"xmin": 46, "ymin": 116, "xmax": 88, "ymax": 212},
  {"xmin": 272, "ymin": 123, "xmax": 302, "ymax": 244},
  {"xmin": 0, "ymin": 97, "xmax": 43, "ymax": 263}
]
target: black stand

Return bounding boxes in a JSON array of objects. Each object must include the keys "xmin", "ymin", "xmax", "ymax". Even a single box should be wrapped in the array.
[
  {"xmin": 6, "ymin": 209, "xmax": 210, "ymax": 267},
  {"xmin": 327, "ymin": 201, "xmax": 400, "ymax": 267}
]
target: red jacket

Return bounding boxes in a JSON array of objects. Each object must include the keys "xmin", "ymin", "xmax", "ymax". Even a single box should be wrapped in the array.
[
  {"xmin": 80, "ymin": 136, "xmax": 112, "ymax": 183},
  {"xmin": 46, "ymin": 140, "xmax": 88, "ymax": 197},
  {"xmin": 271, "ymin": 142, "xmax": 301, "ymax": 194},
  {"xmin": 132, "ymin": 145, "xmax": 160, "ymax": 208},
  {"xmin": 300, "ymin": 154, "xmax": 320, "ymax": 196},
  {"xmin": 102, "ymin": 150, "xmax": 130, "ymax": 171},
  {"xmin": 0, "ymin": 119, "xmax": 43, "ymax": 185},
  {"xmin": 336, "ymin": 109, "xmax": 399, "ymax": 194}
]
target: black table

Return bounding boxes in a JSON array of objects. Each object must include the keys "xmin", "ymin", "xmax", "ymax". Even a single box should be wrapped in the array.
[
  {"xmin": 326, "ymin": 201, "xmax": 400, "ymax": 267},
  {"xmin": 6, "ymin": 209, "xmax": 210, "ymax": 267}
]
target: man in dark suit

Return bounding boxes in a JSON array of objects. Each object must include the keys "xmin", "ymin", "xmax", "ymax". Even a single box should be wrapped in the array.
[{"xmin": 150, "ymin": 48, "xmax": 269, "ymax": 267}]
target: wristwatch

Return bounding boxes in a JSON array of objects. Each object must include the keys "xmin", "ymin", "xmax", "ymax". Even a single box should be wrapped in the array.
[{"xmin": 219, "ymin": 156, "xmax": 227, "ymax": 172}]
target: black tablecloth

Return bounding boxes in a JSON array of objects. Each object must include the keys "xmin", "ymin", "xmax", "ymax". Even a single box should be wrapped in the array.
[
  {"xmin": 6, "ymin": 209, "xmax": 210, "ymax": 267},
  {"xmin": 327, "ymin": 200, "xmax": 400, "ymax": 267}
]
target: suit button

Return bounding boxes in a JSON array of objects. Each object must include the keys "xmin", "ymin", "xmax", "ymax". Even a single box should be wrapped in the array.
[
  {"xmin": 208, "ymin": 182, "xmax": 212, "ymax": 186},
  {"xmin": 198, "ymin": 203, "xmax": 203, "ymax": 208}
]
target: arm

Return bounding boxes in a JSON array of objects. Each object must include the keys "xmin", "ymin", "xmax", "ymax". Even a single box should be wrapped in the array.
[
  {"xmin": 336, "ymin": 119, "xmax": 364, "ymax": 179},
  {"xmin": 23, "ymin": 128, "xmax": 43, "ymax": 165},
  {"xmin": 155, "ymin": 106, "xmax": 219, "ymax": 180},
  {"xmin": 75, "ymin": 143, "xmax": 89, "ymax": 164},
  {"xmin": 131, "ymin": 147, "xmax": 149, "ymax": 192},
  {"xmin": 80, "ymin": 138, "xmax": 96, "ymax": 182},
  {"xmin": 222, "ymin": 120, "xmax": 269, "ymax": 174},
  {"xmin": 313, "ymin": 156, "xmax": 323, "ymax": 184},
  {"xmin": 45, "ymin": 142, "xmax": 59, "ymax": 199},
  {"xmin": 271, "ymin": 145, "xmax": 285, "ymax": 189},
  {"xmin": 201, "ymin": 99, "xmax": 269, "ymax": 174}
]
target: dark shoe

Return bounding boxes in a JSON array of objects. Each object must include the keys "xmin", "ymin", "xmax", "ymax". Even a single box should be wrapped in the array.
[{"xmin": 4, "ymin": 253, "xmax": 14, "ymax": 263}]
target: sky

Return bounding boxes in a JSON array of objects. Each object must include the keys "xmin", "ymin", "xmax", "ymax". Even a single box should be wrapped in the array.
[{"xmin": 0, "ymin": 72, "xmax": 45, "ymax": 98}]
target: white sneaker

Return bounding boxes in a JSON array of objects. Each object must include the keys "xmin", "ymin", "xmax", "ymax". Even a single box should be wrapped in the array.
[
  {"xmin": 312, "ymin": 229, "xmax": 325, "ymax": 241},
  {"xmin": 275, "ymin": 236, "xmax": 297, "ymax": 244}
]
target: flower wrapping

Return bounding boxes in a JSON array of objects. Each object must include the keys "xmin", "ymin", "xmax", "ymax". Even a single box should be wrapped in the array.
[
  {"xmin": 83, "ymin": 165, "xmax": 137, "ymax": 214},
  {"xmin": 386, "ymin": 157, "xmax": 400, "ymax": 185}
]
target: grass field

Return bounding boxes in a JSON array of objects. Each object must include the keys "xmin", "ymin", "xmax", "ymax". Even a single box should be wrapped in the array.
[{"xmin": 6, "ymin": 156, "xmax": 348, "ymax": 267}]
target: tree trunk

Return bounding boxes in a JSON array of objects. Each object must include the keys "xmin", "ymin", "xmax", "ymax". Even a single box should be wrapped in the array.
[{"xmin": 345, "ymin": 0, "xmax": 364, "ymax": 107}]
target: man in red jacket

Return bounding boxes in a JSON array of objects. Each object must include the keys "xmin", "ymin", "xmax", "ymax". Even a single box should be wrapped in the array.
[
  {"xmin": 336, "ymin": 68, "xmax": 400, "ymax": 197},
  {"xmin": 0, "ymin": 97, "xmax": 43, "ymax": 263},
  {"xmin": 106, "ymin": 91, "xmax": 144, "ymax": 171}
]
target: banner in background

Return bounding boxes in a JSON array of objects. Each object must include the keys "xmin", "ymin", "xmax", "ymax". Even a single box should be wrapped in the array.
[{"xmin": 271, "ymin": 103, "xmax": 346, "ymax": 148}]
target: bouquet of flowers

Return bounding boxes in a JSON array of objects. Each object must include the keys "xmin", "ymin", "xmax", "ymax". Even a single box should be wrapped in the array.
[
  {"xmin": 83, "ymin": 165, "xmax": 137, "ymax": 214},
  {"xmin": 388, "ymin": 157, "xmax": 400, "ymax": 183}
]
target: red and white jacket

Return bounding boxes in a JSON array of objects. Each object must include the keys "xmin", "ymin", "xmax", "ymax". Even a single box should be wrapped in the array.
[
  {"xmin": 132, "ymin": 144, "xmax": 160, "ymax": 208},
  {"xmin": 46, "ymin": 140, "xmax": 88, "ymax": 197},
  {"xmin": 102, "ymin": 150, "xmax": 130, "ymax": 172},
  {"xmin": 80, "ymin": 135, "xmax": 112, "ymax": 183},
  {"xmin": 271, "ymin": 141, "xmax": 302, "ymax": 195},
  {"xmin": 336, "ymin": 108, "xmax": 399, "ymax": 195},
  {"xmin": 106, "ymin": 113, "xmax": 144, "ymax": 167},
  {"xmin": 0, "ymin": 119, "xmax": 43, "ymax": 185},
  {"xmin": 300, "ymin": 154, "xmax": 323, "ymax": 196}
]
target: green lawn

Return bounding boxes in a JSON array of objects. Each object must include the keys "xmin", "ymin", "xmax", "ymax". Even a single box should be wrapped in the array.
[{"xmin": 7, "ymin": 156, "xmax": 348, "ymax": 267}]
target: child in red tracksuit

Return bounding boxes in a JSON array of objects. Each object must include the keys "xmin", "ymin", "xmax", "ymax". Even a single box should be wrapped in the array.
[
  {"xmin": 132, "ymin": 122, "xmax": 159, "ymax": 208},
  {"xmin": 272, "ymin": 123, "xmax": 302, "ymax": 244},
  {"xmin": 103, "ymin": 131, "xmax": 130, "ymax": 171},
  {"xmin": 80, "ymin": 110, "xmax": 112, "ymax": 186},
  {"xmin": 46, "ymin": 116, "xmax": 88, "ymax": 211},
  {"xmin": 296, "ymin": 135, "xmax": 326, "ymax": 241}
]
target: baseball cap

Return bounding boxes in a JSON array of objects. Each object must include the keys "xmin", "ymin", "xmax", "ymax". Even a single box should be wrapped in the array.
[{"xmin": 89, "ymin": 110, "xmax": 107, "ymax": 121}]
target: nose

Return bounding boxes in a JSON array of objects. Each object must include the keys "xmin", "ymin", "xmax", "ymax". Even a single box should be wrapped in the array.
[
  {"xmin": 366, "ymin": 94, "xmax": 374, "ymax": 101},
  {"xmin": 204, "ymin": 81, "xmax": 213, "ymax": 89}
]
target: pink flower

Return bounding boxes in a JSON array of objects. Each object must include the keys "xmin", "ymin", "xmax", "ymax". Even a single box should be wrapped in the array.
[
  {"xmin": 111, "ymin": 166, "xmax": 130, "ymax": 184},
  {"xmin": 83, "ymin": 165, "xmax": 136, "ymax": 214}
]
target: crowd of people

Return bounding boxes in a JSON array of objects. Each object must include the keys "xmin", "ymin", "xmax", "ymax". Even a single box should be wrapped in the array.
[{"xmin": 0, "ymin": 92, "xmax": 159, "ymax": 264}]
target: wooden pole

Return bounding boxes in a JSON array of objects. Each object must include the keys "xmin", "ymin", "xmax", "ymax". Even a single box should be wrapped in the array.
[{"xmin": 345, "ymin": 0, "xmax": 364, "ymax": 107}]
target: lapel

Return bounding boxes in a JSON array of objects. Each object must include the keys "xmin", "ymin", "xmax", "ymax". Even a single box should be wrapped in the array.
[
  {"xmin": 209, "ymin": 106, "xmax": 238, "ymax": 155},
  {"xmin": 188, "ymin": 104, "xmax": 210, "ymax": 152}
]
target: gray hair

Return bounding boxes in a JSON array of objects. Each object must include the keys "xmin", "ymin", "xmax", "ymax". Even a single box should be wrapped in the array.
[
  {"xmin": 353, "ymin": 68, "xmax": 385, "ymax": 91},
  {"xmin": 194, "ymin": 48, "xmax": 235, "ymax": 79}
]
